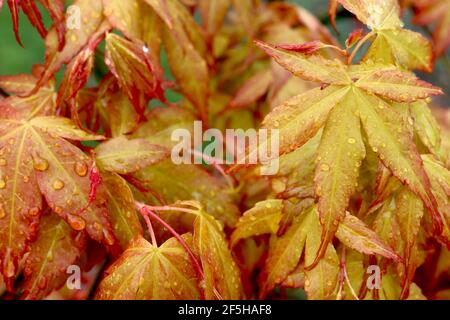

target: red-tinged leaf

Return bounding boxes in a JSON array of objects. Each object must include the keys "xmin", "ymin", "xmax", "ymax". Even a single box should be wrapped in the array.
[
  {"xmin": 337, "ymin": 0, "xmax": 403, "ymax": 30},
  {"xmin": 258, "ymin": 208, "xmax": 310, "ymax": 298},
  {"xmin": 355, "ymin": 89, "xmax": 443, "ymax": 234},
  {"xmin": 229, "ymin": 68, "xmax": 273, "ymax": 109},
  {"xmin": 276, "ymin": 41, "xmax": 344, "ymax": 55},
  {"xmin": 102, "ymin": 172, "xmax": 143, "ymax": 250},
  {"xmin": 346, "ymin": 29, "xmax": 365, "ymax": 48},
  {"xmin": 410, "ymin": 101, "xmax": 442, "ymax": 156},
  {"xmin": 145, "ymin": 0, "xmax": 207, "ymax": 57},
  {"xmin": 373, "ymin": 198, "xmax": 404, "ymax": 260},
  {"xmin": 423, "ymin": 155, "xmax": 450, "ymax": 247},
  {"xmin": 329, "ymin": 0, "xmax": 339, "ymax": 32},
  {"xmin": 39, "ymin": 0, "xmax": 65, "ymax": 50},
  {"xmin": 395, "ymin": 188, "xmax": 424, "ymax": 297},
  {"xmin": 21, "ymin": 0, "xmax": 47, "ymax": 39},
  {"xmin": 36, "ymin": 0, "xmax": 109, "ymax": 93},
  {"xmin": 193, "ymin": 210, "xmax": 244, "ymax": 299},
  {"xmin": 58, "ymin": 34, "xmax": 104, "ymax": 114},
  {"xmin": 21, "ymin": 213, "xmax": 86, "ymax": 300},
  {"xmin": 230, "ymin": 199, "xmax": 283, "ymax": 247},
  {"xmin": 7, "ymin": 0, "xmax": 22, "ymax": 46},
  {"xmin": 133, "ymin": 160, "xmax": 240, "ymax": 227},
  {"xmin": 304, "ymin": 207, "xmax": 339, "ymax": 300},
  {"xmin": 0, "ymin": 121, "xmax": 42, "ymax": 287},
  {"xmin": 145, "ymin": 0, "xmax": 209, "ymax": 121},
  {"xmin": 423, "ymin": 155, "xmax": 450, "ymax": 195},
  {"xmin": 0, "ymin": 117, "xmax": 113, "ymax": 258},
  {"xmin": 231, "ymin": 0, "xmax": 257, "ymax": 37},
  {"xmin": 413, "ymin": 0, "xmax": 450, "ymax": 57},
  {"xmin": 199, "ymin": 0, "xmax": 231, "ymax": 38},
  {"xmin": 336, "ymin": 212, "xmax": 401, "ymax": 261},
  {"xmin": 377, "ymin": 29, "xmax": 433, "ymax": 72},
  {"xmin": 312, "ymin": 92, "xmax": 366, "ymax": 268},
  {"xmin": 355, "ymin": 69, "xmax": 443, "ymax": 102},
  {"xmin": 103, "ymin": 0, "xmax": 163, "ymax": 64},
  {"xmin": 95, "ymin": 235, "xmax": 201, "ymax": 299},
  {"xmin": 0, "ymin": 72, "xmax": 57, "ymax": 119},
  {"xmin": 95, "ymin": 136, "xmax": 169, "ymax": 174},
  {"xmin": 105, "ymin": 33, "xmax": 165, "ymax": 118},
  {"xmin": 163, "ymin": 27, "xmax": 209, "ymax": 122},
  {"xmin": 231, "ymin": 86, "xmax": 349, "ymax": 171},
  {"xmin": 255, "ymin": 40, "xmax": 351, "ymax": 85}
]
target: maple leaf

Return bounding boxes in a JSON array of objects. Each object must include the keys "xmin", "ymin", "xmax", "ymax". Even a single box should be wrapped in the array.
[
  {"xmin": 335, "ymin": 0, "xmax": 433, "ymax": 71},
  {"xmin": 243, "ymin": 41, "xmax": 444, "ymax": 267},
  {"xmin": 145, "ymin": 0, "xmax": 209, "ymax": 122},
  {"xmin": 199, "ymin": 0, "xmax": 231, "ymax": 38},
  {"xmin": 336, "ymin": 212, "xmax": 401, "ymax": 261},
  {"xmin": 412, "ymin": 0, "xmax": 450, "ymax": 57},
  {"xmin": 101, "ymin": 172, "xmax": 143, "ymax": 250},
  {"xmin": 105, "ymin": 33, "xmax": 165, "ymax": 118},
  {"xmin": 303, "ymin": 207, "xmax": 339, "ymax": 300},
  {"xmin": 258, "ymin": 206, "xmax": 340, "ymax": 299},
  {"xmin": 0, "ymin": 68, "xmax": 57, "ymax": 119},
  {"xmin": 258, "ymin": 208, "xmax": 309, "ymax": 298},
  {"xmin": 95, "ymin": 234, "xmax": 201, "ymax": 299},
  {"xmin": 394, "ymin": 188, "xmax": 424, "ymax": 297},
  {"xmin": 192, "ymin": 205, "xmax": 244, "ymax": 299},
  {"xmin": 21, "ymin": 212, "xmax": 87, "ymax": 300},
  {"xmin": 95, "ymin": 136, "xmax": 169, "ymax": 175},
  {"xmin": 33, "ymin": 0, "xmax": 111, "ymax": 93},
  {"xmin": 103, "ymin": 0, "xmax": 163, "ymax": 63},
  {"xmin": 230, "ymin": 199, "xmax": 283, "ymax": 247},
  {"xmin": 58, "ymin": 34, "xmax": 104, "ymax": 122},
  {"xmin": 0, "ymin": 116, "xmax": 113, "ymax": 286}
]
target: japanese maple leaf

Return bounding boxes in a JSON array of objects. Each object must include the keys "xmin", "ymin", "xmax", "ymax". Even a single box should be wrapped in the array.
[
  {"xmin": 95, "ymin": 234, "xmax": 201, "ymax": 299},
  {"xmin": 32, "ymin": 0, "xmax": 111, "ymax": 94},
  {"xmin": 3, "ymin": 0, "xmax": 65, "ymax": 47},
  {"xmin": 238, "ymin": 40, "xmax": 443, "ymax": 268},
  {"xmin": 0, "ymin": 116, "xmax": 114, "ymax": 287},
  {"xmin": 412, "ymin": 0, "xmax": 450, "ymax": 57},
  {"xmin": 21, "ymin": 212, "xmax": 87, "ymax": 300},
  {"xmin": 144, "ymin": 0, "xmax": 210, "ymax": 122},
  {"xmin": 332, "ymin": 0, "xmax": 433, "ymax": 71},
  {"xmin": 0, "ymin": 66, "xmax": 57, "ymax": 119},
  {"xmin": 105, "ymin": 33, "xmax": 165, "ymax": 119}
]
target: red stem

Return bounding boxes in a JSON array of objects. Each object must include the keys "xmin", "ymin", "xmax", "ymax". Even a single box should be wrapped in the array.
[{"xmin": 136, "ymin": 203, "xmax": 206, "ymax": 299}]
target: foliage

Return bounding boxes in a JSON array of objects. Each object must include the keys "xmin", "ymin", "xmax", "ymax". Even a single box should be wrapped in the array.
[{"xmin": 0, "ymin": 0, "xmax": 449, "ymax": 300}]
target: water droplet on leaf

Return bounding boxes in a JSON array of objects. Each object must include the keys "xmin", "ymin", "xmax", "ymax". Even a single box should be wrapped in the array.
[{"xmin": 52, "ymin": 179, "xmax": 65, "ymax": 190}]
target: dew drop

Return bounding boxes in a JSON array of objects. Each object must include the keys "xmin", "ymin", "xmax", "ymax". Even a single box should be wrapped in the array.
[
  {"xmin": 28, "ymin": 207, "xmax": 40, "ymax": 216},
  {"xmin": 47, "ymin": 250, "xmax": 54, "ymax": 262},
  {"xmin": 74, "ymin": 162, "xmax": 88, "ymax": 177},
  {"xmin": 320, "ymin": 164, "xmax": 330, "ymax": 172},
  {"xmin": 103, "ymin": 229, "xmax": 115, "ymax": 245},
  {"xmin": 347, "ymin": 138, "xmax": 356, "ymax": 144},
  {"xmin": 0, "ymin": 178, "xmax": 6, "ymax": 189},
  {"xmin": 67, "ymin": 215, "xmax": 86, "ymax": 231},
  {"xmin": 33, "ymin": 156, "xmax": 49, "ymax": 172},
  {"xmin": 52, "ymin": 179, "xmax": 65, "ymax": 190}
]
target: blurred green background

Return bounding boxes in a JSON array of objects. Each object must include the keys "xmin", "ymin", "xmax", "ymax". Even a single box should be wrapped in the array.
[{"xmin": 0, "ymin": 0, "xmax": 448, "ymax": 103}]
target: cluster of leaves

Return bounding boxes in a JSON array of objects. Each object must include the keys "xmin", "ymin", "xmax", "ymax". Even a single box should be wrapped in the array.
[{"xmin": 0, "ymin": 0, "xmax": 449, "ymax": 300}]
